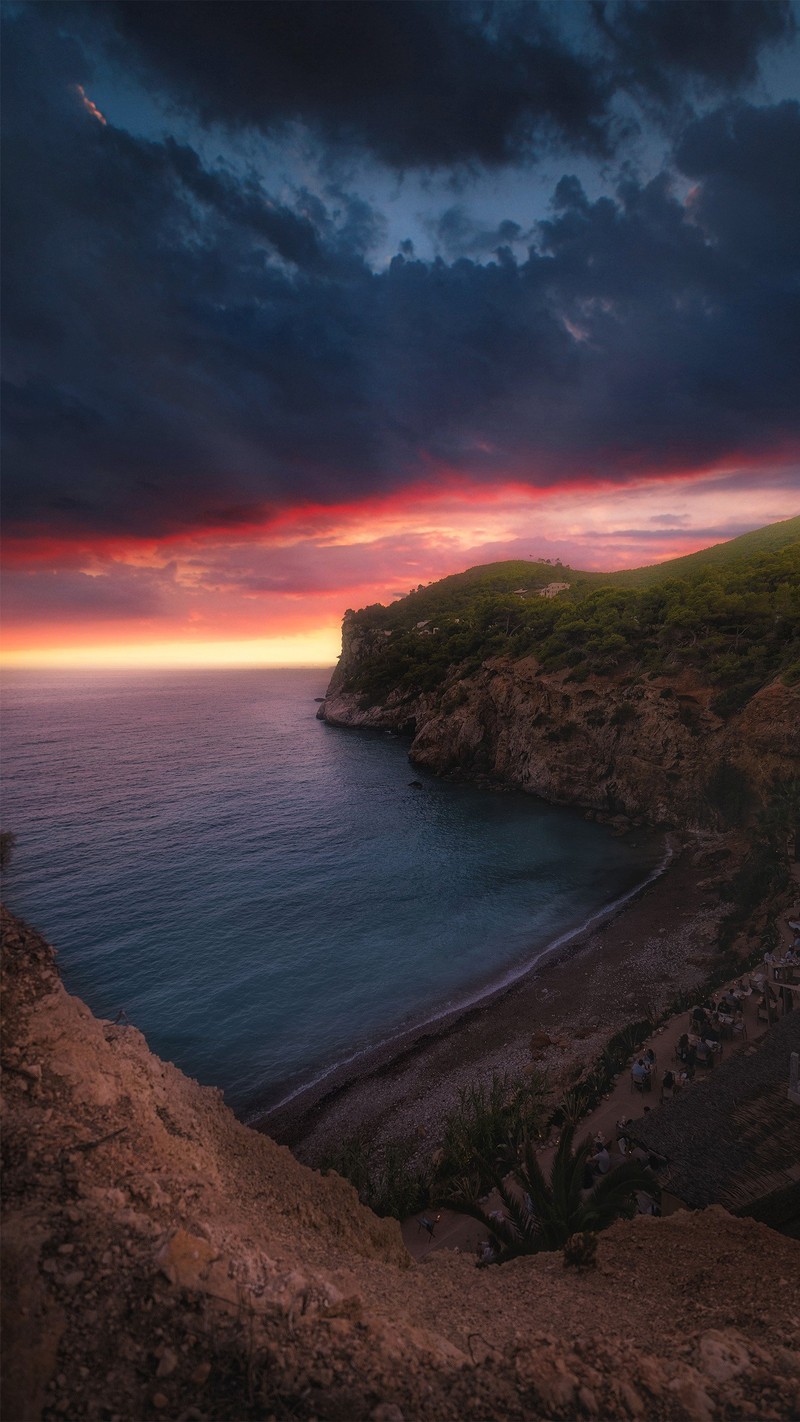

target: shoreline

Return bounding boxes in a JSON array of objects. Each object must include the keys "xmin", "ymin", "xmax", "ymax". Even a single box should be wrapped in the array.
[
  {"xmin": 253, "ymin": 829, "xmax": 673, "ymax": 1124},
  {"xmin": 260, "ymin": 830, "xmax": 736, "ymax": 1163}
]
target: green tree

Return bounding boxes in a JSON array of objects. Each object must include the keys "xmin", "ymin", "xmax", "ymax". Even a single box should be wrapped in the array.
[
  {"xmin": 445, "ymin": 1124, "xmax": 658, "ymax": 1263},
  {"xmin": 436, "ymin": 1071, "xmax": 549, "ymax": 1197}
]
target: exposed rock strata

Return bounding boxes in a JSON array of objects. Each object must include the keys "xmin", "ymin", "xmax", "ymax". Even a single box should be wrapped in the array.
[
  {"xmin": 4, "ymin": 905, "xmax": 800, "ymax": 1420},
  {"xmin": 320, "ymin": 629, "xmax": 800, "ymax": 825}
]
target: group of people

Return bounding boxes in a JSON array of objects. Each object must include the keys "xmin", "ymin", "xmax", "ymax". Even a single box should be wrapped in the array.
[
  {"xmin": 630, "ymin": 1047, "xmax": 657, "ymax": 1089},
  {"xmin": 584, "ymin": 1127, "xmax": 661, "ymax": 1189},
  {"xmin": 660, "ymin": 1067, "xmax": 691, "ymax": 1094},
  {"xmin": 676, "ymin": 1024, "xmax": 719, "ymax": 1071},
  {"xmin": 763, "ymin": 946, "xmax": 800, "ymax": 977}
]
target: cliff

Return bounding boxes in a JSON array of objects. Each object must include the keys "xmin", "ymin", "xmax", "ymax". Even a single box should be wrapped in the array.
[
  {"xmin": 319, "ymin": 524, "xmax": 800, "ymax": 826},
  {"xmin": 4, "ymin": 904, "xmax": 800, "ymax": 1421},
  {"xmin": 320, "ymin": 635, "xmax": 800, "ymax": 827}
]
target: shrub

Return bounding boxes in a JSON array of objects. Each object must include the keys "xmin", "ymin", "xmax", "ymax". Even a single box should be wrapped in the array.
[
  {"xmin": 321, "ymin": 1133, "xmax": 430, "ymax": 1219},
  {"xmin": 445, "ymin": 1126, "xmax": 659, "ymax": 1263},
  {"xmin": 704, "ymin": 760, "xmax": 754, "ymax": 827},
  {"xmin": 610, "ymin": 703, "xmax": 637, "ymax": 726},
  {"xmin": 585, "ymin": 710, "xmax": 606, "ymax": 728},
  {"xmin": 436, "ymin": 1071, "xmax": 549, "ymax": 1197},
  {"xmin": 710, "ymin": 681, "xmax": 762, "ymax": 718},
  {"xmin": 545, "ymin": 720, "xmax": 578, "ymax": 742}
]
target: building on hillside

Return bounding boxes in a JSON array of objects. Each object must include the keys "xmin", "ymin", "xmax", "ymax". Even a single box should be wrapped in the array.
[{"xmin": 539, "ymin": 582, "xmax": 570, "ymax": 598}]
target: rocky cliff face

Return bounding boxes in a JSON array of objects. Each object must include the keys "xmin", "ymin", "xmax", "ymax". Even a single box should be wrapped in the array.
[
  {"xmin": 4, "ymin": 904, "xmax": 800, "ymax": 1421},
  {"xmin": 319, "ymin": 644, "xmax": 800, "ymax": 827},
  {"xmin": 321, "ymin": 613, "xmax": 421, "ymax": 734}
]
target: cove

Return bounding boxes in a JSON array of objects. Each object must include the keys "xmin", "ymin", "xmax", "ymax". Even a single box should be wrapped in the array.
[{"xmin": 1, "ymin": 667, "xmax": 663, "ymax": 1114}]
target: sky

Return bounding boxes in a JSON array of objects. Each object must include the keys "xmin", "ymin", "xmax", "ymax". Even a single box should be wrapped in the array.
[{"xmin": 2, "ymin": 0, "xmax": 799, "ymax": 668}]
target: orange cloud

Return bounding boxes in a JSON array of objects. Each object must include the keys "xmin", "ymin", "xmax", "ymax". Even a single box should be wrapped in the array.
[
  {"xmin": 2, "ymin": 468, "xmax": 797, "ymax": 667},
  {"xmin": 75, "ymin": 85, "xmax": 107, "ymax": 126}
]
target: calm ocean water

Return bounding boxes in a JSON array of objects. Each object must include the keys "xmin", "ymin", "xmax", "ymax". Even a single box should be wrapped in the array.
[{"xmin": 1, "ymin": 668, "xmax": 662, "ymax": 1115}]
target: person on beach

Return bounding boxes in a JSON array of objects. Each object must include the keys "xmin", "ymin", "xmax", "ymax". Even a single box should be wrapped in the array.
[
  {"xmin": 584, "ymin": 1142, "xmax": 610, "ymax": 1187},
  {"xmin": 593, "ymin": 1144, "xmax": 610, "ymax": 1175},
  {"xmin": 678, "ymin": 1035, "xmax": 697, "ymax": 1074}
]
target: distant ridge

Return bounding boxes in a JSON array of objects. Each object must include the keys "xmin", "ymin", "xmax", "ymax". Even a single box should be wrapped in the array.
[
  {"xmin": 609, "ymin": 513, "xmax": 800, "ymax": 587},
  {"xmin": 399, "ymin": 513, "xmax": 800, "ymax": 606},
  {"xmin": 362, "ymin": 514, "xmax": 800, "ymax": 626},
  {"xmin": 335, "ymin": 515, "xmax": 800, "ymax": 711}
]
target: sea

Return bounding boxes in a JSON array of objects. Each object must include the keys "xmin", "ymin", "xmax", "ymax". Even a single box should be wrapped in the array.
[{"xmin": 1, "ymin": 667, "xmax": 664, "ymax": 1118}]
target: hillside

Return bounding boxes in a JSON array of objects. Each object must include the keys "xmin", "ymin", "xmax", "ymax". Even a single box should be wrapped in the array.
[
  {"xmin": 373, "ymin": 514, "xmax": 800, "ymax": 614},
  {"xmin": 608, "ymin": 513, "xmax": 800, "ymax": 585},
  {"xmin": 319, "ymin": 518, "xmax": 800, "ymax": 828},
  {"xmin": 3, "ymin": 903, "xmax": 800, "ymax": 1421},
  {"xmin": 342, "ymin": 517, "xmax": 800, "ymax": 704}
]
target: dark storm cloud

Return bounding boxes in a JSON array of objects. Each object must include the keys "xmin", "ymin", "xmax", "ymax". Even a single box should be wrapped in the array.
[
  {"xmin": 101, "ymin": 0, "xmax": 616, "ymax": 167},
  {"xmin": 676, "ymin": 100, "xmax": 800, "ymax": 273},
  {"xmin": 432, "ymin": 208, "xmax": 534, "ymax": 259},
  {"xmin": 82, "ymin": 0, "xmax": 796, "ymax": 171},
  {"xmin": 2, "ymin": 5, "xmax": 799, "ymax": 548},
  {"xmin": 593, "ymin": 1, "xmax": 795, "ymax": 105}
]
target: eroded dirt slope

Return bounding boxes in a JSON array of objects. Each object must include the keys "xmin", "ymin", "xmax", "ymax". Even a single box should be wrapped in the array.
[{"xmin": 3, "ymin": 904, "xmax": 799, "ymax": 1422}]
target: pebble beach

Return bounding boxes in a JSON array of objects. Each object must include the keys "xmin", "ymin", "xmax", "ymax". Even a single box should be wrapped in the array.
[{"xmin": 263, "ymin": 832, "xmax": 739, "ymax": 1167}]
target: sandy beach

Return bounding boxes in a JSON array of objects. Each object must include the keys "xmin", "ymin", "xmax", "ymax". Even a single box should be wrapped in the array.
[{"xmin": 262, "ymin": 830, "xmax": 740, "ymax": 1167}]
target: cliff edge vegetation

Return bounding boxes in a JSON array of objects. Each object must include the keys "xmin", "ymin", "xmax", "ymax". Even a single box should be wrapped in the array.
[
  {"xmin": 4, "ymin": 903, "xmax": 800, "ymax": 1421},
  {"xmin": 319, "ymin": 516, "xmax": 800, "ymax": 827}
]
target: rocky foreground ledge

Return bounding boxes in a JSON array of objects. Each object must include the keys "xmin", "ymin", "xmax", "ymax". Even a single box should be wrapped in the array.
[{"xmin": 3, "ymin": 902, "xmax": 800, "ymax": 1421}]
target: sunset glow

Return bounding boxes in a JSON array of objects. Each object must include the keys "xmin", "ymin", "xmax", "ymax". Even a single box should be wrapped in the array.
[
  {"xmin": 3, "ymin": 2, "xmax": 799, "ymax": 666},
  {"xmin": 3, "ymin": 470, "xmax": 797, "ymax": 667},
  {"xmin": 1, "ymin": 632, "xmax": 340, "ymax": 671}
]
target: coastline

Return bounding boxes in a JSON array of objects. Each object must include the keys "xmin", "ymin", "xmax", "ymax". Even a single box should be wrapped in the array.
[{"xmin": 260, "ymin": 830, "xmax": 737, "ymax": 1166}]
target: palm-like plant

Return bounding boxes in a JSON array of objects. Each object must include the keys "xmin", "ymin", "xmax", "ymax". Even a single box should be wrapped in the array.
[
  {"xmin": 436, "ymin": 1071, "xmax": 548, "ymax": 1197},
  {"xmin": 444, "ymin": 1125, "xmax": 659, "ymax": 1263}
]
